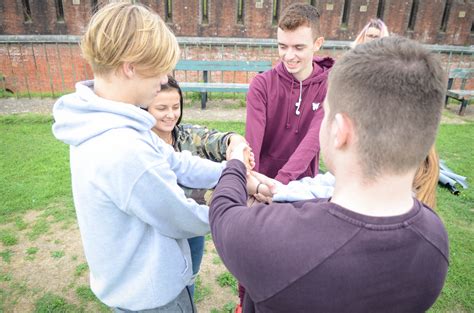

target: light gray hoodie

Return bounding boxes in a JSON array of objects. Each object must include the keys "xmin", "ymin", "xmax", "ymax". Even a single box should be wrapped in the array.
[{"xmin": 52, "ymin": 81, "xmax": 225, "ymax": 310}]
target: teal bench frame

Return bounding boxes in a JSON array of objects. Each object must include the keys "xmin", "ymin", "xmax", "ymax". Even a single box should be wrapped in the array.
[
  {"xmin": 445, "ymin": 68, "xmax": 474, "ymax": 116},
  {"xmin": 174, "ymin": 60, "xmax": 272, "ymax": 109}
]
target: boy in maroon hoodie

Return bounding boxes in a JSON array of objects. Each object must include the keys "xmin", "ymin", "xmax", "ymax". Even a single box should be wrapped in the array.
[
  {"xmin": 211, "ymin": 36, "xmax": 449, "ymax": 313},
  {"xmin": 245, "ymin": 3, "xmax": 334, "ymax": 185}
]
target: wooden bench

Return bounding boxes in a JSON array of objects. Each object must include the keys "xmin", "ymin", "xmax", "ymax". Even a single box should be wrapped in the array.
[
  {"xmin": 174, "ymin": 60, "xmax": 272, "ymax": 109},
  {"xmin": 445, "ymin": 68, "xmax": 474, "ymax": 116}
]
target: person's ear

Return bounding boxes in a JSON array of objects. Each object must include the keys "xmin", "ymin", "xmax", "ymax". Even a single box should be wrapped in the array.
[
  {"xmin": 121, "ymin": 62, "xmax": 136, "ymax": 79},
  {"xmin": 333, "ymin": 113, "xmax": 353, "ymax": 149},
  {"xmin": 313, "ymin": 37, "xmax": 324, "ymax": 52}
]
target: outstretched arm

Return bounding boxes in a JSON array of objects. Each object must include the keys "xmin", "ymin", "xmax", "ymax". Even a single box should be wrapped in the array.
[
  {"xmin": 177, "ymin": 124, "xmax": 234, "ymax": 162},
  {"xmin": 177, "ymin": 124, "xmax": 253, "ymax": 167},
  {"xmin": 245, "ymin": 76, "xmax": 267, "ymax": 172},
  {"xmin": 275, "ymin": 108, "xmax": 324, "ymax": 184}
]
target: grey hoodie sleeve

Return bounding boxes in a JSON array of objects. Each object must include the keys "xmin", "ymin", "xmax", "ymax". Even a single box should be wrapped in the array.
[
  {"xmin": 125, "ymin": 159, "xmax": 211, "ymax": 239},
  {"xmin": 166, "ymin": 147, "xmax": 226, "ymax": 189},
  {"xmin": 104, "ymin": 134, "xmax": 221, "ymax": 239}
]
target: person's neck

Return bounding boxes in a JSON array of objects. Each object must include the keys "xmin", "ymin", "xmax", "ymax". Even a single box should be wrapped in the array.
[
  {"xmin": 94, "ymin": 75, "xmax": 137, "ymax": 106},
  {"xmin": 152, "ymin": 128, "xmax": 173, "ymax": 145},
  {"xmin": 331, "ymin": 170, "xmax": 415, "ymax": 217}
]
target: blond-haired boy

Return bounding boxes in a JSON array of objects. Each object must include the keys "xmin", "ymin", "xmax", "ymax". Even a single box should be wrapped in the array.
[{"xmin": 53, "ymin": 2, "xmax": 225, "ymax": 311}]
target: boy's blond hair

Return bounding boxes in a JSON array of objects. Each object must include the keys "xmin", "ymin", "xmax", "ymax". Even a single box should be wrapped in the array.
[{"xmin": 81, "ymin": 2, "xmax": 179, "ymax": 77}]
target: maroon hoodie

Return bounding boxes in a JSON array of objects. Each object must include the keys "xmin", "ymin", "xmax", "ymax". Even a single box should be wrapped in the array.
[{"xmin": 245, "ymin": 56, "xmax": 334, "ymax": 184}]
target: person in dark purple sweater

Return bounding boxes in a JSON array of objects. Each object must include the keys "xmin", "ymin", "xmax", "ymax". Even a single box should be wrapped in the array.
[
  {"xmin": 210, "ymin": 36, "xmax": 449, "ymax": 313},
  {"xmin": 245, "ymin": 3, "xmax": 334, "ymax": 185}
]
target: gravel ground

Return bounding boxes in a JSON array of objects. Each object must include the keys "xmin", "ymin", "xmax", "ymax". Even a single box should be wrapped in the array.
[{"xmin": 0, "ymin": 98, "xmax": 246, "ymax": 121}]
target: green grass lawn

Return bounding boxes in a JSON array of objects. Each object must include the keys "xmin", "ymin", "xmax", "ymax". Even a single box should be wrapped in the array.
[{"xmin": 0, "ymin": 114, "xmax": 473, "ymax": 312}]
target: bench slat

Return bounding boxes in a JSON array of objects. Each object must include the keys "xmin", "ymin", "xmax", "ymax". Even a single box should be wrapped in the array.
[
  {"xmin": 175, "ymin": 60, "xmax": 272, "ymax": 109},
  {"xmin": 448, "ymin": 68, "xmax": 474, "ymax": 79},
  {"xmin": 180, "ymin": 82, "xmax": 249, "ymax": 93},
  {"xmin": 175, "ymin": 60, "xmax": 272, "ymax": 72},
  {"xmin": 446, "ymin": 90, "xmax": 474, "ymax": 99}
]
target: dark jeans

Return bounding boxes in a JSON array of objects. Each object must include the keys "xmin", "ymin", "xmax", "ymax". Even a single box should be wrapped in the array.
[
  {"xmin": 114, "ymin": 286, "xmax": 195, "ymax": 313},
  {"xmin": 187, "ymin": 236, "xmax": 205, "ymax": 298}
]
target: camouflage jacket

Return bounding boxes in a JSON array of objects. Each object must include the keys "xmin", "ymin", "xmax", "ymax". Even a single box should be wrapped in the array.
[{"xmin": 173, "ymin": 124, "xmax": 234, "ymax": 204}]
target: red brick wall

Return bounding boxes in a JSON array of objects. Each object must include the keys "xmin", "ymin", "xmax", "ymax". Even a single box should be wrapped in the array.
[
  {"xmin": 1, "ymin": 43, "xmax": 92, "ymax": 95},
  {"xmin": 0, "ymin": 42, "xmax": 471, "ymax": 95},
  {"xmin": 1, "ymin": 0, "xmax": 472, "ymax": 45},
  {"xmin": 0, "ymin": 0, "xmax": 92, "ymax": 35},
  {"xmin": 439, "ymin": 0, "xmax": 473, "ymax": 46}
]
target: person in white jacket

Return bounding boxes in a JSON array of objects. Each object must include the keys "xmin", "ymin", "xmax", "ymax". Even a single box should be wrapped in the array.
[{"xmin": 52, "ymin": 3, "xmax": 233, "ymax": 312}]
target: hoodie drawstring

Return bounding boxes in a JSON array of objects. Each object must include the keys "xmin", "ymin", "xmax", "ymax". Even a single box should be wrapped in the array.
[
  {"xmin": 295, "ymin": 81, "xmax": 316, "ymax": 134},
  {"xmin": 285, "ymin": 80, "xmax": 294, "ymax": 129},
  {"xmin": 295, "ymin": 80, "xmax": 303, "ymax": 116}
]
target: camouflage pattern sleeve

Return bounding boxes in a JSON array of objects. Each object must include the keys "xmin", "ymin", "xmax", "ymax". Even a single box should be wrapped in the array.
[
  {"xmin": 172, "ymin": 124, "xmax": 231, "ymax": 204},
  {"xmin": 181, "ymin": 186, "xmax": 208, "ymax": 205},
  {"xmin": 174, "ymin": 124, "xmax": 234, "ymax": 162}
]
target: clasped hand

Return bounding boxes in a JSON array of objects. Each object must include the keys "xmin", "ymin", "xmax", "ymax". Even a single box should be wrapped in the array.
[
  {"xmin": 247, "ymin": 171, "xmax": 278, "ymax": 204},
  {"xmin": 227, "ymin": 141, "xmax": 277, "ymax": 204}
]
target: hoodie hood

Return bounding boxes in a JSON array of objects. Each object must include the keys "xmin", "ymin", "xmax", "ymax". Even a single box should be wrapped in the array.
[
  {"xmin": 275, "ymin": 56, "xmax": 334, "ymax": 85},
  {"xmin": 52, "ymin": 80, "xmax": 155, "ymax": 146}
]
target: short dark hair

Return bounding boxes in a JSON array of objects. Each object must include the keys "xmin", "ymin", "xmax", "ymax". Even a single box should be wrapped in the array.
[
  {"xmin": 327, "ymin": 36, "xmax": 447, "ymax": 178},
  {"xmin": 278, "ymin": 3, "xmax": 321, "ymax": 39}
]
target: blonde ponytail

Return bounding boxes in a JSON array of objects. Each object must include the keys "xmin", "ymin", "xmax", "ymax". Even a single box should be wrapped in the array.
[{"xmin": 413, "ymin": 146, "xmax": 439, "ymax": 209}]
